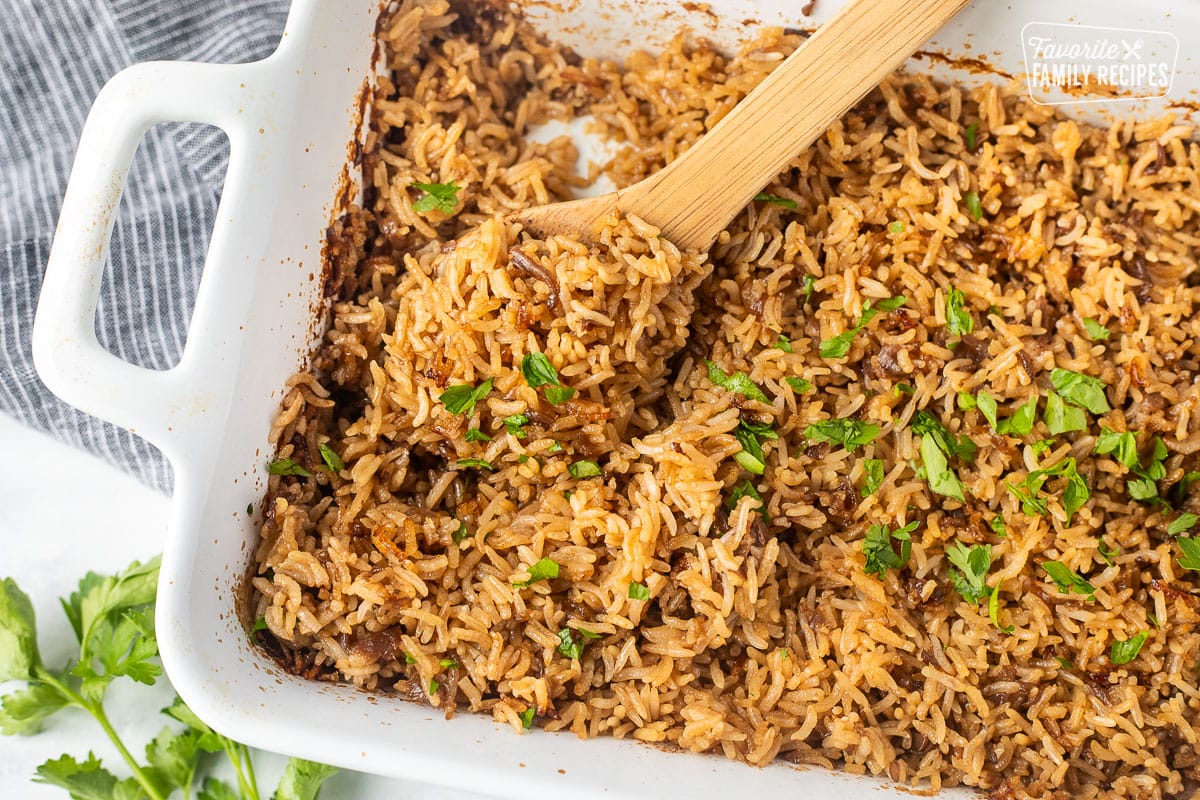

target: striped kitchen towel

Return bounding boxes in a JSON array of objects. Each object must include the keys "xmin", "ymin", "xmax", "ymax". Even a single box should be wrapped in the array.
[{"xmin": 0, "ymin": 0, "xmax": 289, "ymax": 491}]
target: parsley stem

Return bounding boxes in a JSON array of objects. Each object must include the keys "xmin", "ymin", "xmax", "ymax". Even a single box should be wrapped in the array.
[
  {"xmin": 225, "ymin": 740, "xmax": 260, "ymax": 800},
  {"xmin": 35, "ymin": 665, "xmax": 169, "ymax": 800}
]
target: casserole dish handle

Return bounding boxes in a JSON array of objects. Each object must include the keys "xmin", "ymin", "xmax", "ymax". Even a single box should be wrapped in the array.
[{"xmin": 32, "ymin": 60, "xmax": 255, "ymax": 457}]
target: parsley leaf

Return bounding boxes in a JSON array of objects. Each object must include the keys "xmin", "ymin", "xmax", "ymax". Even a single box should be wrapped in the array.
[
  {"xmin": 1083, "ymin": 318, "xmax": 1111, "ymax": 341},
  {"xmin": 317, "ymin": 443, "xmax": 344, "ymax": 473},
  {"xmin": 1110, "ymin": 631, "xmax": 1149, "ymax": 666},
  {"xmin": 0, "ymin": 578, "xmax": 38, "ymax": 681},
  {"xmin": 455, "ymin": 458, "xmax": 494, "ymax": 471},
  {"xmin": 974, "ymin": 392, "xmax": 999, "ymax": 430},
  {"xmin": 1095, "ymin": 427, "xmax": 1138, "ymax": 469},
  {"xmin": 785, "ymin": 377, "xmax": 813, "ymax": 394},
  {"xmin": 912, "ymin": 410, "xmax": 976, "ymax": 462},
  {"xmin": 1175, "ymin": 471, "xmax": 1200, "ymax": 504},
  {"xmin": 1177, "ymin": 537, "xmax": 1200, "ymax": 570},
  {"xmin": 819, "ymin": 297, "xmax": 907, "ymax": 359},
  {"xmin": 1041, "ymin": 561, "xmax": 1096, "ymax": 600},
  {"xmin": 628, "ymin": 582, "xmax": 651, "ymax": 601},
  {"xmin": 802, "ymin": 275, "xmax": 816, "ymax": 304},
  {"xmin": 513, "ymin": 557, "xmax": 559, "ymax": 588},
  {"xmin": 34, "ymin": 752, "xmax": 133, "ymax": 800},
  {"xmin": 1050, "ymin": 368, "xmax": 1111, "ymax": 415},
  {"xmin": 728, "ymin": 480, "xmax": 768, "ymax": 521},
  {"xmin": 1006, "ymin": 457, "xmax": 1088, "ymax": 521},
  {"xmin": 774, "ymin": 334, "xmax": 794, "ymax": 353},
  {"xmin": 988, "ymin": 585, "xmax": 1014, "ymax": 633},
  {"xmin": 946, "ymin": 286, "xmax": 973, "ymax": 337},
  {"xmin": 410, "ymin": 180, "xmax": 460, "ymax": 214},
  {"xmin": 569, "ymin": 460, "xmax": 602, "ymax": 479},
  {"xmin": 521, "ymin": 353, "xmax": 561, "ymax": 388},
  {"xmin": 502, "ymin": 414, "xmax": 530, "ymax": 438},
  {"xmin": 439, "ymin": 378, "xmax": 494, "ymax": 416},
  {"xmin": 268, "ymin": 457, "xmax": 311, "ymax": 478},
  {"xmin": 733, "ymin": 422, "xmax": 768, "ymax": 475},
  {"xmin": 519, "ymin": 707, "xmax": 536, "ymax": 729},
  {"xmin": 1097, "ymin": 538, "xmax": 1119, "ymax": 566},
  {"xmin": 997, "ymin": 396, "xmax": 1038, "ymax": 436},
  {"xmin": 805, "ymin": 418, "xmax": 881, "ymax": 453},
  {"xmin": 964, "ymin": 122, "xmax": 979, "ymax": 152},
  {"xmin": 273, "ymin": 758, "xmax": 340, "ymax": 800},
  {"xmin": 862, "ymin": 521, "xmax": 918, "ymax": 578},
  {"xmin": 945, "ymin": 542, "xmax": 992, "ymax": 604},
  {"xmin": 556, "ymin": 628, "xmax": 590, "ymax": 660},
  {"xmin": 0, "ymin": 682, "xmax": 68, "ymax": 735},
  {"xmin": 862, "ymin": 459, "xmax": 885, "ymax": 497},
  {"xmin": 1169, "ymin": 513, "xmax": 1199, "ymax": 536},
  {"xmin": 1044, "ymin": 391, "xmax": 1088, "ymax": 435},
  {"xmin": 452, "ymin": 521, "xmax": 470, "ymax": 545},
  {"xmin": 990, "ymin": 514, "xmax": 1007, "ymax": 537},
  {"xmin": 754, "ymin": 192, "xmax": 798, "ymax": 209},
  {"xmin": 888, "ymin": 220, "xmax": 905, "ymax": 234},
  {"xmin": 919, "ymin": 435, "xmax": 965, "ymax": 501},
  {"xmin": 464, "ymin": 428, "xmax": 491, "ymax": 442},
  {"xmin": 545, "ymin": 386, "xmax": 576, "ymax": 405},
  {"xmin": 705, "ymin": 360, "xmax": 770, "ymax": 402},
  {"xmin": 964, "ymin": 190, "xmax": 983, "ymax": 221}
]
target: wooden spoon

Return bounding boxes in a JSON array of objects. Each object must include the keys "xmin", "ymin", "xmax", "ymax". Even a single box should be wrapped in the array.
[{"xmin": 514, "ymin": 0, "xmax": 971, "ymax": 251}]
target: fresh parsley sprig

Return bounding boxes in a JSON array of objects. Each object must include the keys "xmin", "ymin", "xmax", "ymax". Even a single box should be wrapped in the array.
[
  {"xmin": 0, "ymin": 560, "xmax": 338, "ymax": 800},
  {"xmin": 522, "ymin": 353, "xmax": 575, "ymax": 405}
]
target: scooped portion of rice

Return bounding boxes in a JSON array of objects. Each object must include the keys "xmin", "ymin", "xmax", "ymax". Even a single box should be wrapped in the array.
[{"xmin": 250, "ymin": 1, "xmax": 1200, "ymax": 798}]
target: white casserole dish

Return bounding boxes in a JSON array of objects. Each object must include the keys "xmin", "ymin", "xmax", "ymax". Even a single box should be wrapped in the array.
[{"xmin": 31, "ymin": 1, "xmax": 1200, "ymax": 797}]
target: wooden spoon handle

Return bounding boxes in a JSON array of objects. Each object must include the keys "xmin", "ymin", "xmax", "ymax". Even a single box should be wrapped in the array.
[{"xmin": 622, "ymin": 0, "xmax": 971, "ymax": 250}]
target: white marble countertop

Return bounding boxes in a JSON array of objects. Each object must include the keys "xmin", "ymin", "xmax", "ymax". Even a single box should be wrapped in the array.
[{"xmin": 0, "ymin": 413, "xmax": 486, "ymax": 800}]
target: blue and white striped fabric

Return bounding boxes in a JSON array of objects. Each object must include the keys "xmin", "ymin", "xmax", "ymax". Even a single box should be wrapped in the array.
[{"xmin": 0, "ymin": 0, "xmax": 289, "ymax": 491}]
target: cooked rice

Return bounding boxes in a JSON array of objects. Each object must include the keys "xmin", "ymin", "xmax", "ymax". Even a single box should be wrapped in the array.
[{"xmin": 249, "ymin": 2, "xmax": 1200, "ymax": 797}]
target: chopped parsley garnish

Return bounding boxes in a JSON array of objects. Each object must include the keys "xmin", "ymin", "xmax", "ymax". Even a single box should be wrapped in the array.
[
  {"xmin": 404, "ymin": 652, "xmax": 417, "ymax": 664},
  {"xmin": 786, "ymin": 377, "xmax": 813, "ymax": 394},
  {"xmin": 1056, "ymin": 656, "xmax": 1075, "ymax": 670},
  {"xmin": 913, "ymin": 410, "xmax": 977, "ymax": 462},
  {"xmin": 452, "ymin": 521, "xmax": 470, "ymax": 544},
  {"xmin": 1044, "ymin": 391, "xmax": 1087, "ymax": 435},
  {"xmin": 1177, "ymin": 537, "xmax": 1200, "ymax": 570},
  {"xmin": 805, "ymin": 418, "xmax": 880, "ymax": 453},
  {"xmin": 1097, "ymin": 538, "xmax": 1119, "ymax": 566},
  {"xmin": 946, "ymin": 542, "xmax": 992, "ymax": 604},
  {"xmin": 894, "ymin": 383, "xmax": 914, "ymax": 397},
  {"xmin": 1095, "ymin": 426, "xmax": 1138, "ymax": 469},
  {"xmin": 988, "ymin": 585, "xmax": 1013, "ymax": 633},
  {"xmin": 456, "ymin": 458, "xmax": 494, "ymax": 471},
  {"xmin": 517, "ymin": 454, "xmax": 531, "ymax": 465},
  {"xmin": 410, "ymin": 180, "xmax": 461, "ymax": 213},
  {"xmin": 997, "ymin": 396, "xmax": 1038, "ymax": 436},
  {"xmin": 1083, "ymin": 318, "xmax": 1111, "ymax": 341},
  {"xmin": 429, "ymin": 678, "xmax": 440, "ymax": 694},
  {"xmin": 862, "ymin": 521, "xmax": 918, "ymax": 578},
  {"xmin": 628, "ymin": 582, "xmax": 651, "ymax": 601},
  {"xmin": 1128, "ymin": 437, "xmax": 1169, "ymax": 504},
  {"xmin": 1041, "ymin": 561, "xmax": 1096, "ymax": 600},
  {"xmin": 1050, "ymin": 368, "xmax": 1111, "ymax": 415},
  {"xmin": 774, "ymin": 334, "xmax": 794, "ymax": 353},
  {"xmin": 1175, "ymin": 471, "xmax": 1200, "ymax": 504},
  {"xmin": 439, "ymin": 378, "xmax": 494, "ymax": 416},
  {"xmin": 252, "ymin": 616, "xmax": 268, "ymax": 633},
  {"xmin": 733, "ymin": 419, "xmax": 774, "ymax": 474},
  {"xmin": 1110, "ymin": 631, "xmax": 1149, "ymax": 665},
  {"xmin": 706, "ymin": 360, "xmax": 770, "ymax": 402},
  {"xmin": 728, "ymin": 479, "xmax": 768, "ymax": 521},
  {"xmin": 247, "ymin": 502, "xmax": 254, "ymax": 515},
  {"xmin": 964, "ymin": 190, "xmax": 983, "ymax": 222},
  {"xmin": 545, "ymin": 386, "xmax": 575, "ymax": 405},
  {"xmin": 519, "ymin": 708, "xmax": 536, "ymax": 729},
  {"xmin": 1006, "ymin": 457, "xmax": 1088, "ymax": 520},
  {"xmin": 464, "ymin": 428, "xmax": 492, "ymax": 442},
  {"xmin": 268, "ymin": 457, "xmax": 311, "ymax": 478},
  {"xmin": 862, "ymin": 459, "xmax": 885, "ymax": 497},
  {"xmin": 819, "ymin": 296, "xmax": 907, "ymax": 359},
  {"xmin": 990, "ymin": 514, "xmax": 1006, "ymax": 537},
  {"xmin": 920, "ymin": 436, "xmax": 964, "ymax": 501},
  {"xmin": 569, "ymin": 460, "xmax": 603, "ymax": 479},
  {"xmin": 318, "ymin": 442, "xmax": 344, "ymax": 472},
  {"xmin": 888, "ymin": 220, "xmax": 905, "ymax": 234},
  {"xmin": 547, "ymin": 440, "xmax": 564, "ymax": 454},
  {"xmin": 556, "ymin": 628, "xmax": 585, "ymax": 660},
  {"xmin": 957, "ymin": 392, "xmax": 976, "ymax": 410},
  {"xmin": 1168, "ymin": 513, "xmax": 1198, "ymax": 536},
  {"xmin": 974, "ymin": 392, "xmax": 999, "ymax": 430},
  {"xmin": 802, "ymin": 275, "xmax": 816, "ymax": 304},
  {"xmin": 754, "ymin": 192, "xmax": 798, "ymax": 209},
  {"xmin": 946, "ymin": 286, "xmax": 973, "ymax": 337},
  {"xmin": 439, "ymin": 658, "xmax": 458, "ymax": 670},
  {"xmin": 512, "ymin": 557, "xmax": 559, "ymax": 588},
  {"xmin": 964, "ymin": 121, "xmax": 979, "ymax": 152},
  {"xmin": 502, "ymin": 414, "xmax": 529, "ymax": 438}
]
